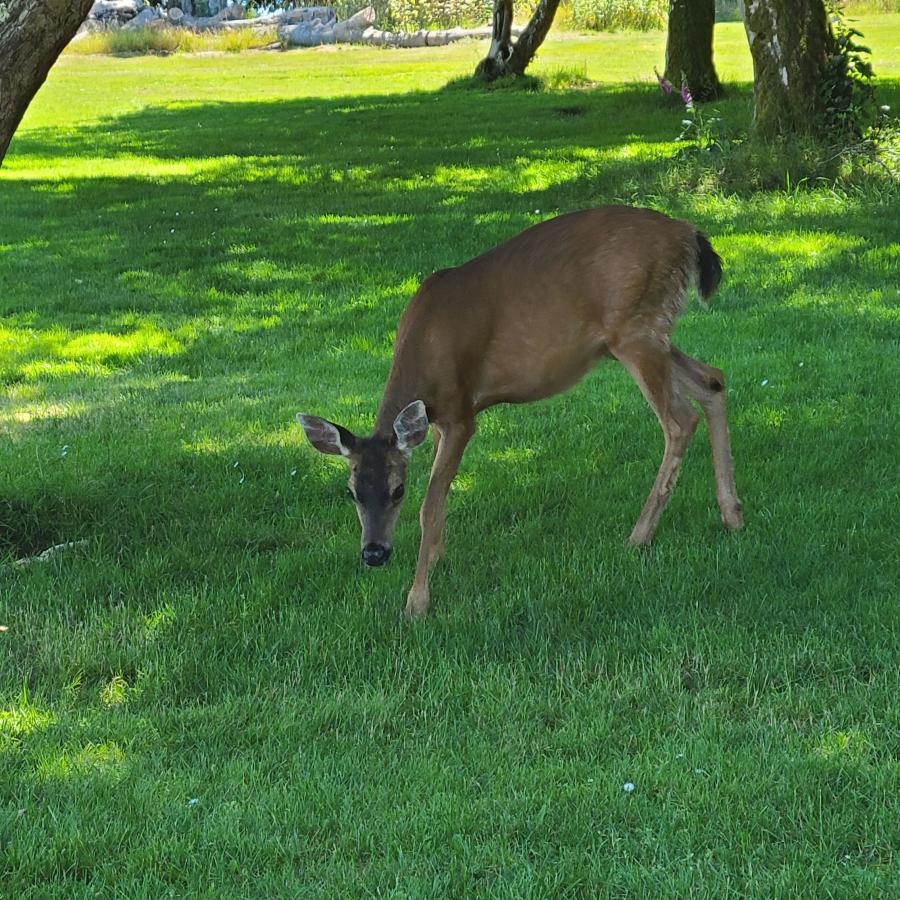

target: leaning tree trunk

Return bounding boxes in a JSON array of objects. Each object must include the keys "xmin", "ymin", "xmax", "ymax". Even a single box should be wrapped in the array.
[
  {"xmin": 475, "ymin": 0, "xmax": 562, "ymax": 82},
  {"xmin": 741, "ymin": 0, "xmax": 835, "ymax": 138},
  {"xmin": 664, "ymin": 0, "xmax": 723, "ymax": 101},
  {"xmin": 0, "ymin": 0, "xmax": 95, "ymax": 165}
]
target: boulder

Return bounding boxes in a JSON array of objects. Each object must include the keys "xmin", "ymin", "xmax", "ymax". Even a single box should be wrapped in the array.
[
  {"xmin": 279, "ymin": 22, "xmax": 336, "ymax": 46},
  {"xmin": 168, "ymin": 7, "xmax": 184, "ymax": 23},
  {"xmin": 89, "ymin": 0, "xmax": 145, "ymax": 23},
  {"xmin": 210, "ymin": 3, "xmax": 245, "ymax": 24},
  {"xmin": 333, "ymin": 6, "xmax": 375, "ymax": 41},
  {"xmin": 285, "ymin": 7, "xmax": 336, "ymax": 25},
  {"xmin": 90, "ymin": 0, "xmax": 144, "ymax": 16},
  {"xmin": 123, "ymin": 7, "xmax": 162, "ymax": 28},
  {"xmin": 345, "ymin": 6, "xmax": 376, "ymax": 29}
]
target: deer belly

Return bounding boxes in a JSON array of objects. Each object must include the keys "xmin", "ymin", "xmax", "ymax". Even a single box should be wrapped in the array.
[{"xmin": 475, "ymin": 340, "xmax": 605, "ymax": 408}]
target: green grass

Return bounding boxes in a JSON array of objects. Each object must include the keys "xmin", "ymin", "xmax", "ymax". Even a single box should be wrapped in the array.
[{"xmin": 2, "ymin": 19, "xmax": 899, "ymax": 897}]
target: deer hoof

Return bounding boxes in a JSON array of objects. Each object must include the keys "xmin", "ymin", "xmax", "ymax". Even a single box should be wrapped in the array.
[
  {"xmin": 403, "ymin": 590, "xmax": 430, "ymax": 617},
  {"xmin": 627, "ymin": 527, "xmax": 653, "ymax": 548},
  {"xmin": 722, "ymin": 502, "xmax": 744, "ymax": 531}
]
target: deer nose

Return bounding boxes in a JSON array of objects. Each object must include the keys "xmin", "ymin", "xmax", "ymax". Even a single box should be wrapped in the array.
[{"xmin": 362, "ymin": 543, "xmax": 391, "ymax": 567}]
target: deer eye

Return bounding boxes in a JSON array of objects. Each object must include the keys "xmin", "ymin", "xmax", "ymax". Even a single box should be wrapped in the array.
[{"xmin": 392, "ymin": 484, "xmax": 405, "ymax": 501}]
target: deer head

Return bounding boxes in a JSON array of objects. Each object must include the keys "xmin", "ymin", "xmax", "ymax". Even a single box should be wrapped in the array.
[{"xmin": 297, "ymin": 401, "xmax": 429, "ymax": 566}]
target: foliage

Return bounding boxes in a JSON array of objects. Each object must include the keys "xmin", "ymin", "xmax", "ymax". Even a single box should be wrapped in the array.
[
  {"xmin": 2, "ymin": 17, "xmax": 900, "ymax": 895},
  {"xmin": 67, "ymin": 25, "xmax": 280, "ymax": 54},
  {"xmin": 330, "ymin": 0, "xmax": 493, "ymax": 29},
  {"xmin": 678, "ymin": 102, "xmax": 728, "ymax": 153},
  {"xmin": 714, "ymin": 0, "xmax": 743, "ymax": 20},
  {"xmin": 821, "ymin": 5, "xmax": 878, "ymax": 136},
  {"xmin": 565, "ymin": 0, "xmax": 666, "ymax": 31}
]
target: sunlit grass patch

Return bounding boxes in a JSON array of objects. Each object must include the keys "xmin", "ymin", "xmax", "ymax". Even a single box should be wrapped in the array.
[
  {"xmin": 67, "ymin": 26, "xmax": 279, "ymax": 57},
  {"xmin": 34, "ymin": 741, "xmax": 127, "ymax": 782}
]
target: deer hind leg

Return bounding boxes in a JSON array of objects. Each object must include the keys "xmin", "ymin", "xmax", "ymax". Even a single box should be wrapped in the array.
[
  {"xmin": 405, "ymin": 419, "xmax": 475, "ymax": 616},
  {"xmin": 671, "ymin": 347, "xmax": 743, "ymax": 531},
  {"xmin": 613, "ymin": 339, "xmax": 699, "ymax": 546}
]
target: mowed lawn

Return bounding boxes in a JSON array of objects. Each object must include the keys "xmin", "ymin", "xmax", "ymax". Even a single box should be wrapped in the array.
[{"xmin": 2, "ymin": 18, "xmax": 899, "ymax": 896}]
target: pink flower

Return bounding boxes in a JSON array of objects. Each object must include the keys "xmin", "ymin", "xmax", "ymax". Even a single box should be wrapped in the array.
[
  {"xmin": 680, "ymin": 82, "xmax": 693, "ymax": 105},
  {"xmin": 654, "ymin": 67, "xmax": 673, "ymax": 95}
]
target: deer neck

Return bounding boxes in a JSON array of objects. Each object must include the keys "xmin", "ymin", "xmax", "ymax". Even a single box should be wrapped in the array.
[{"xmin": 373, "ymin": 337, "xmax": 430, "ymax": 438}]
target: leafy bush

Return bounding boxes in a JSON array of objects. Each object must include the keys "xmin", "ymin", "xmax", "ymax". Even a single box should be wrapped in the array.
[
  {"xmin": 714, "ymin": 0, "xmax": 742, "ymax": 21},
  {"xmin": 821, "ymin": 9, "xmax": 878, "ymax": 137},
  {"xmin": 330, "ymin": 0, "xmax": 493, "ymax": 30},
  {"xmin": 566, "ymin": 0, "xmax": 666, "ymax": 32}
]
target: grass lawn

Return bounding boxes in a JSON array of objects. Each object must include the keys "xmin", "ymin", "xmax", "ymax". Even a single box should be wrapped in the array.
[{"xmin": 2, "ymin": 18, "xmax": 899, "ymax": 896}]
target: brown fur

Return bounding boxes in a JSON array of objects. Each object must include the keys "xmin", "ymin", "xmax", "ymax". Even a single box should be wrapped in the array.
[{"xmin": 301, "ymin": 206, "xmax": 743, "ymax": 615}]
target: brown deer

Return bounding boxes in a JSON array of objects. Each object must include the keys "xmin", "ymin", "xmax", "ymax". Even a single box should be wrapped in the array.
[{"xmin": 298, "ymin": 206, "xmax": 743, "ymax": 615}]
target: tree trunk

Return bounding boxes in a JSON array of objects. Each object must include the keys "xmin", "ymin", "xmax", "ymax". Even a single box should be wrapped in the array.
[
  {"xmin": 741, "ymin": 0, "xmax": 835, "ymax": 139},
  {"xmin": 664, "ymin": 0, "xmax": 723, "ymax": 101},
  {"xmin": 475, "ymin": 0, "xmax": 562, "ymax": 82},
  {"xmin": 0, "ymin": 0, "xmax": 95, "ymax": 165}
]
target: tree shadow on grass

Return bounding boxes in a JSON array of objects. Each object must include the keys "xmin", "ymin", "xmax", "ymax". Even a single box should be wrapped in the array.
[{"xmin": 1, "ymin": 81, "xmax": 898, "ymax": 658}]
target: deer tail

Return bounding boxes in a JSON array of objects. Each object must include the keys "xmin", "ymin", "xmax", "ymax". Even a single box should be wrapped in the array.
[{"xmin": 695, "ymin": 231, "xmax": 723, "ymax": 302}]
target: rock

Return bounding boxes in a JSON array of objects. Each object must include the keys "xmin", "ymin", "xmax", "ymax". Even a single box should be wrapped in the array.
[
  {"xmin": 279, "ymin": 22, "xmax": 336, "ymax": 47},
  {"xmin": 210, "ymin": 3, "xmax": 245, "ymax": 24},
  {"xmin": 123, "ymin": 7, "xmax": 162, "ymax": 28},
  {"xmin": 347, "ymin": 6, "xmax": 376, "ymax": 28},
  {"xmin": 284, "ymin": 7, "xmax": 336, "ymax": 25},
  {"xmin": 407, "ymin": 29, "xmax": 427, "ymax": 48},
  {"xmin": 89, "ymin": 0, "xmax": 145, "ymax": 23},
  {"xmin": 168, "ymin": 7, "xmax": 184, "ymax": 23},
  {"xmin": 333, "ymin": 6, "xmax": 375, "ymax": 40}
]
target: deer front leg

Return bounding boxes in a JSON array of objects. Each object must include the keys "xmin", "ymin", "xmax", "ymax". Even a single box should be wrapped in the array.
[
  {"xmin": 430, "ymin": 426, "xmax": 446, "ymax": 562},
  {"xmin": 404, "ymin": 420, "xmax": 474, "ymax": 616}
]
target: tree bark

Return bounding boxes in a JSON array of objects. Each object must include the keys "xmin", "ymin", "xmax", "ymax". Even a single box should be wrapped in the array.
[
  {"xmin": 0, "ymin": 0, "xmax": 95, "ymax": 165},
  {"xmin": 664, "ymin": 0, "xmax": 723, "ymax": 101},
  {"xmin": 475, "ymin": 0, "xmax": 562, "ymax": 82},
  {"xmin": 741, "ymin": 0, "xmax": 835, "ymax": 139}
]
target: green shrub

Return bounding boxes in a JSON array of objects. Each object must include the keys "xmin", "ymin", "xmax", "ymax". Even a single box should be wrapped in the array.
[
  {"xmin": 332, "ymin": 0, "xmax": 493, "ymax": 30},
  {"xmin": 714, "ymin": 0, "xmax": 742, "ymax": 21},
  {"xmin": 67, "ymin": 26, "xmax": 279, "ymax": 56},
  {"xmin": 566, "ymin": 0, "xmax": 666, "ymax": 32}
]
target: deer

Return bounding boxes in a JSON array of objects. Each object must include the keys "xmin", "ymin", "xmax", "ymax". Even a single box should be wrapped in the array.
[{"xmin": 298, "ymin": 206, "xmax": 743, "ymax": 616}]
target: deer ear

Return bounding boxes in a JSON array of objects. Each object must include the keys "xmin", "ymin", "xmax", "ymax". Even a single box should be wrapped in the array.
[
  {"xmin": 392, "ymin": 400, "xmax": 429, "ymax": 451},
  {"xmin": 297, "ymin": 414, "xmax": 356, "ymax": 457}
]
